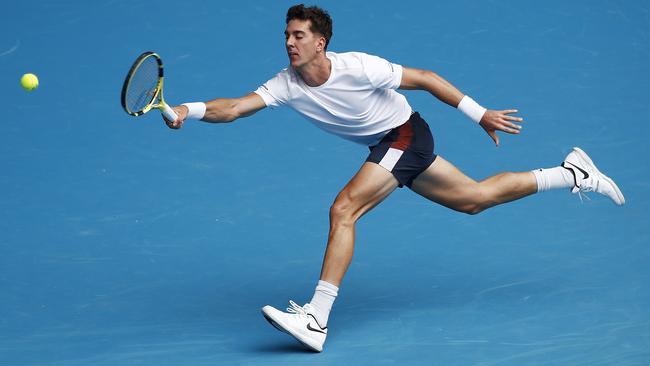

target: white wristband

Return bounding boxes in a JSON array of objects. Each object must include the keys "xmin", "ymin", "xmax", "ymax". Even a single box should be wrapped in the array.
[
  {"xmin": 181, "ymin": 102, "xmax": 206, "ymax": 120},
  {"xmin": 457, "ymin": 95, "xmax": 487, "ymax": 124}
]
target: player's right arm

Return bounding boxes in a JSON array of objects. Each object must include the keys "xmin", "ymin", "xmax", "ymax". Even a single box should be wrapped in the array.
[{"xmin": 165, "ymin": 92, "xmax": 266, "ymax": 129}]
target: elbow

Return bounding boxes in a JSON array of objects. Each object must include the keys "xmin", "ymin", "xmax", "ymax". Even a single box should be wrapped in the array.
[
  {"xmin": 222, "ymin": 101, "xmax": 242, "ymax": 122},
  {"xmin": 421, "ymin": 69, "xmax": 438, "ymax": 79},
  {"xmin": 223, "ymin": 111, "xmax": 240, "ymax": 122}
]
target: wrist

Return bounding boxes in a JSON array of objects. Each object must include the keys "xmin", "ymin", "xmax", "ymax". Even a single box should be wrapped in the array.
[
  {"xmin": 457, "ymin": 95, "xmax": 487, "ymax": 124},
  {"xmin": 181, "ymin": 102, "xmax": 206, "ymax": 120}
]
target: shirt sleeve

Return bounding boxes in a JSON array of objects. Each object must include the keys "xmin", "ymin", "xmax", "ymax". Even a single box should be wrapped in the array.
[
  {"xmin": 360, "ymin": 53, "xmax": 403, "ymax": 90},
  {"xmin": 253, "ymin": 69, "xmax": 290, "ymax": 108}
]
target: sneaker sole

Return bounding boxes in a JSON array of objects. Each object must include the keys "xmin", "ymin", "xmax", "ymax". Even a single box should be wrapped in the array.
[
  {"xmin": 261, "ymin": 308, "xmax": 323, "ymax": 352},
  {"xmin": 572, "ymin": 147, "xmax": 625, "ymax": 205}
]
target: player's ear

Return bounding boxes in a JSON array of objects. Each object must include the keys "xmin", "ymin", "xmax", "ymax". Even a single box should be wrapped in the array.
[{"xmin": 317, "ymin": 36, "xmax": 326, "ymax": 52}]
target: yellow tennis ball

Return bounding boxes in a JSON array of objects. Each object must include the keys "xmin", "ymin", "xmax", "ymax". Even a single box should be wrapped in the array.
[{"xmin": 20, "ymin": 73, "xmax": 39, "ymax": 92}]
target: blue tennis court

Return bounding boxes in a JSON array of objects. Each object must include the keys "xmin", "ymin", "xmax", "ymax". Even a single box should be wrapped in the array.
[{"xmin": 2, "ymin": 1, "xmax": 649, "ymax": 364}]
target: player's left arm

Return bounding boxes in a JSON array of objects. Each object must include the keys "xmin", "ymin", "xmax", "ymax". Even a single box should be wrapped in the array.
[{"xmin": 399, "ymin": 67, "xmax": 523, "ymax": 146}]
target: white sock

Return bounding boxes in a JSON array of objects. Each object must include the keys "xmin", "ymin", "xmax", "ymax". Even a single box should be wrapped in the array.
[
  {"xmin": 309, "ymin": 280, "xmax": 338, "ymax": 327},
  {"xmin": 531, "ymin": 166, "xmax": 575, "ymax": 192}
]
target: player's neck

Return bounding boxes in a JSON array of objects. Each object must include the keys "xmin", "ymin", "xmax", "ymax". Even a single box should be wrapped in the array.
[{"xmin": 295, "ymin": 54, "xmax": 331, "ymax": 87}]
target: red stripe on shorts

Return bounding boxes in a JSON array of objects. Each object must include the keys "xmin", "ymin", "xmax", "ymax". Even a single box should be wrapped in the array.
[{"xmin": 390, "ymin": 121, "xmax": 414, "ymax": 151}]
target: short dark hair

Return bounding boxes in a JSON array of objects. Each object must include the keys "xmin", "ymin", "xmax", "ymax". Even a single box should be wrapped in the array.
[{"xmin": 286, "ymin": 4, "xmax": 333, "ymax": 50}]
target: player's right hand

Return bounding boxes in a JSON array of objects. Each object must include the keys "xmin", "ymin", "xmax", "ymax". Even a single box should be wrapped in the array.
[{"xmin": 164, "ymin": 105, "xmax": 189, "ymax": 129}]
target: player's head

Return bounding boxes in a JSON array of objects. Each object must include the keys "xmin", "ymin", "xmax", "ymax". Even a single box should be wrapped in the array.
[{"xmin": 285, "ymin": 4, "xmax": 333, "ymax": 68}]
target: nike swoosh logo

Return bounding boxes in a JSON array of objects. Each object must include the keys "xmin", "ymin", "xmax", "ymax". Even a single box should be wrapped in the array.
[
  {"xmin": 306, "ymin": 323, "xmax": 327, "ymax": 334},
  {"xmin": 563, "ymin": 161, "xmax": 589, "ymax": 179}
]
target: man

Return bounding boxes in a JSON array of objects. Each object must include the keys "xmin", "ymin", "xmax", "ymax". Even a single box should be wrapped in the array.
[{"xmin": 164, "ymin": 4, "xmax": 625, "ymax": 352}]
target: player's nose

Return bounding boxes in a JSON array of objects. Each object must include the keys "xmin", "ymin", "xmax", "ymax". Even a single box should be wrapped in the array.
[{"xmin": 286, "ymin": 36, "xmax": 296, "ymax": 48}]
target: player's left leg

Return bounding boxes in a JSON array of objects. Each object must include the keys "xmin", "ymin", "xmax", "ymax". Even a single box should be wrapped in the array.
[
  {"xmin": 410, "ymin": 147, "xmax": 625, "ymax": 213},
  {"xmin": 409, "ymin": 156, "xmax": 538, "ymax": 214}
]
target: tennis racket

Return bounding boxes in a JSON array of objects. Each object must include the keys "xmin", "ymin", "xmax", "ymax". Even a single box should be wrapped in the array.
[{"xmin": 120, "ymin": 51, "xmax": 178, "ymax": 121}]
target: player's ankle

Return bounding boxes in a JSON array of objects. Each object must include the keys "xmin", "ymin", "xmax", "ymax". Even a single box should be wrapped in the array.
[{"xmin": 309, "ymin": 280, "xmax": 339, "ymax": 327}]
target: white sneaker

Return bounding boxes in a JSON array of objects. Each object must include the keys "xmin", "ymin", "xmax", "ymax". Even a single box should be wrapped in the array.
[
  {"xmin": 262, "ymin": 301, "xmax": 327, "ymax": 352},
  {"xmin": 562, "ymin": 147, "xmax": 625, "ymax": 205}
]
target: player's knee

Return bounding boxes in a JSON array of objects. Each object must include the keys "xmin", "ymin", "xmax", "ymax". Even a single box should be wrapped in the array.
[
  {"xmin": 329, "ymin": 201, "xmax": 353, "ymax": 226},
  {"xmin": 329, "ymin": 195, "xmax": 356, "ymax": 227}
]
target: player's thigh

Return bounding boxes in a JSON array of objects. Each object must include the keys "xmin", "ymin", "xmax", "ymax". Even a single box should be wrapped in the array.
[
  {"xmin": 409, "ymin": 156, "xmax": 482, "ymax": 211},
  {"xmin": 332, "ymin": 162, "xmax": 399, "ymax": 220}
]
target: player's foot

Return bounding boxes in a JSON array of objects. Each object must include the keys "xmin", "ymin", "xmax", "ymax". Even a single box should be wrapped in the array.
[
  {"xmin": 262, "ymin": 301, "xmax": 327, "ymax": 352},
  {"xmin": 562, "ymin": 147, "xmax": 625, "ymax": 205}
]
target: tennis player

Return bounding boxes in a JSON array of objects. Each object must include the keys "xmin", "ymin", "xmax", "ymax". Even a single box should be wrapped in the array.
[{"xmin": 164, "ymin": 4, "xmax": 625, "ymax": 352}]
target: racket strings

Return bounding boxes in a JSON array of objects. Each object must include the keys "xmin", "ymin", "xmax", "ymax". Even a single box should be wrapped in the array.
[{"xmin": 125, "ymin": 56, "xmax": 160, "ymax": 113}]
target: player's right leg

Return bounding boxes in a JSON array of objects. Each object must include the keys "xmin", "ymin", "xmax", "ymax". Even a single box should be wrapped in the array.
[{"xmin": 262, "ymin": 162, "xmax": 399, "ymax": 352}]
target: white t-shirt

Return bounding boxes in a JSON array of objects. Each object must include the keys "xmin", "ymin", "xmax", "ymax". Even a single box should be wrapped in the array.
[{"xmin": 254, "ymin": 51, "xmax": 412, "ymax": 146}]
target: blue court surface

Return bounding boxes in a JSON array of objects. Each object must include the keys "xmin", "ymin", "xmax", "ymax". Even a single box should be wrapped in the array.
[{"xmin": 2, "ymin": 1, "xmax": 649, "ymax": 365}]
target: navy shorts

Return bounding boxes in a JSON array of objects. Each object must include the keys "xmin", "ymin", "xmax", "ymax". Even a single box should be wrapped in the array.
[{"xmin": 366, "ymin": 112, "xmax": 437, "ymax": 188}]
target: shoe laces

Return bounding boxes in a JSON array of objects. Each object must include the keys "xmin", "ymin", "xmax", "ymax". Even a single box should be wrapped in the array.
[
  {"xmin": 286, "ymin": 300, "xmax": 309, "ymax": 317},
  {"xmin": 574, "ymin": 175, "xmax": 599, "ymax": 203},
  {"xmin": 577, "ymin": 190, "xmax": 592, "ymax": 204}
]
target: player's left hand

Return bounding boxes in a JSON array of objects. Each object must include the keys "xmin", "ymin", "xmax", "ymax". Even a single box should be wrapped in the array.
[{"xmin": 479, "ymin": 109, "xmax": 524, "ymax": 146}]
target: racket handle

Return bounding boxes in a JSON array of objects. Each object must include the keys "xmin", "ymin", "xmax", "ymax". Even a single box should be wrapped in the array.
[{"xmin": 161, "ymin": 103, "xmax": 178, "ymax": 121}]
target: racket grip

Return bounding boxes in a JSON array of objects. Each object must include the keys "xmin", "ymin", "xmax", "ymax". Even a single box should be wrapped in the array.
[{"xmin": 161, "ymin": 103, "xmax": 178, "ymax": 121}]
